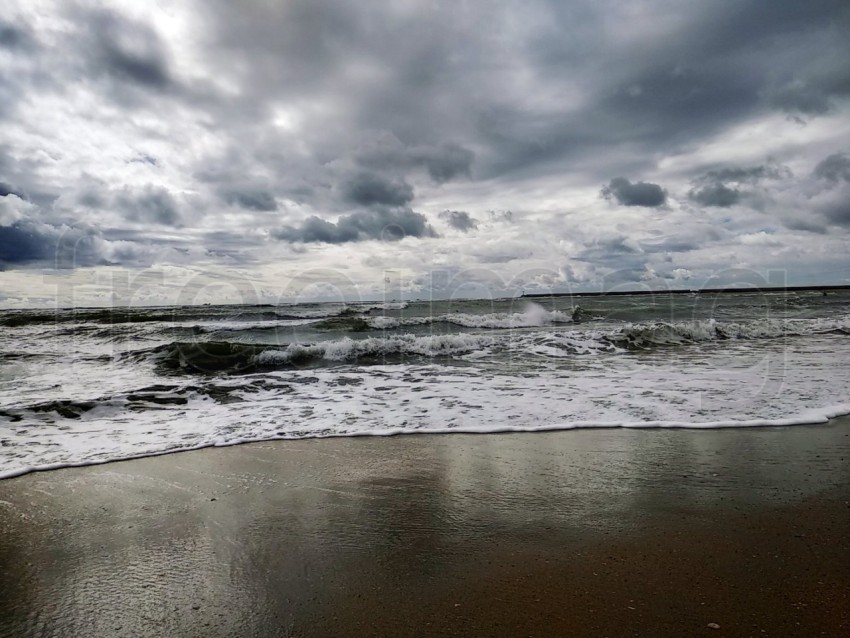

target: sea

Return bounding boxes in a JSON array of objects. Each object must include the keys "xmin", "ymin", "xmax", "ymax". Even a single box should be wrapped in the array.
[{"xmin": 1, "ymin": 290, "xmax": 849, "ymax": 479}]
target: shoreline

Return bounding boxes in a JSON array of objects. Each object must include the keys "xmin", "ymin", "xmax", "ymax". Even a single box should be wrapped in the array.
[
  {"xmin": 1, "ymin": 419, "xmax": 849, "ymax": 636},
  {"xmin": 3, "ymin": 403, "xmax": 850, "ymax": 481}
]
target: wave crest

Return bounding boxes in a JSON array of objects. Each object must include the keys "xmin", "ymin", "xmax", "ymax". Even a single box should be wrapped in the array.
[
  {"xmin": 366, "ymin": 303, "xmax": 578, "ymax": 331},
  {"xmin": 608, "ymin": 317, "xmax": 848, "ymax": 349},
  {"xmin": 138, "ymin": 333, "xmax": 495, "ymax": 374}
]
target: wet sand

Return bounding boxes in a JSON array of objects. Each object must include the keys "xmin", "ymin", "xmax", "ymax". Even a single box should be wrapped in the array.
[{"xmin": 1, "ymin": 419, "xmax": 849, "ymax": 637}]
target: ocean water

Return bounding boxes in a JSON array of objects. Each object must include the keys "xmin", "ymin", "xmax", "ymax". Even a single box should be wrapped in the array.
[{"xmin": 1, "ymin": 290, "xmax": 849, "ymax": 478}]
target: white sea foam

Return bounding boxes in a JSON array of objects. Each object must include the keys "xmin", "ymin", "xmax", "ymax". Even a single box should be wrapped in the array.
[
  {"xmin": 442, "ymin": 304, "xmax": 574, "ymax": 328},
  {"xmin": 3, "ymin": 333, "xmax": 850, "ymax": 479},
  {"xmin": 366, "ymin": 303, "xmax": 575, "ymax": 330},
  {"xmin": 365, "ymin": 316, "xmax": 404, "ymax": 329},
  {"xmin": 375, "ymin": 301, "xmax": 409, "ymax": 310},
  {"xmin": 3, "ymin": 297, "xmax": 850, "ymax": 480},
  {"xmin": 254, "ymin": 333, "xmax": 496, "ymax": 365},
  {"xmin": 610, "ymin": 315, "xmax": 850, "ymax": 348}
]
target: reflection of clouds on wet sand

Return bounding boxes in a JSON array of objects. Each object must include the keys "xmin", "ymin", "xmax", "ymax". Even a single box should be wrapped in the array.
[{"xmin": 1, "ymin": 420, "xmax": 850, "ymax": 635}]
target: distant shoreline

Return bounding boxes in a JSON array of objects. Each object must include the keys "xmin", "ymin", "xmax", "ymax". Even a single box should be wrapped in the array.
[{"xmin": 521, "ymin": 283, "xmax": 850, "ymax": 299}]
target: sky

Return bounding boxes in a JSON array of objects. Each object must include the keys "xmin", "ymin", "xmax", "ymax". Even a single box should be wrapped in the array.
[{"xmin": 0, "ymin": 0, "xmax": 849, "ymax": 307}]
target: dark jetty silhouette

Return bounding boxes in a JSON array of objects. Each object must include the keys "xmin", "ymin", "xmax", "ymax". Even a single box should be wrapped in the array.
[{"xmin": 521, "ymin": 284, "xmax": 850, "ymax": 299}]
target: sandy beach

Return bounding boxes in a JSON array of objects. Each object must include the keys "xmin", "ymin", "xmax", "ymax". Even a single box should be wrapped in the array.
[{"xmin": 1, "ymin": 420, "xmax": 849, "ymax": 637}]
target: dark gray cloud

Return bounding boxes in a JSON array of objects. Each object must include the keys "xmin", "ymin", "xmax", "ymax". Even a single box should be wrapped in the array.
[
  {"xmin": 10, "ymin": 1, "xmax": 850, "ymax": 188},
  {"xmin": 782, "ymin": 216, "xmax": 828, "ymax": 234},
  {"xmin": 0, "ymin": 19, "xmax": 40, "ymax": 120},
  {"xmin": 0, "ymin": 20, "xmax": 34, "ymax": 51},
  {"xmin": 814, "ymin": 153, "xmax": 850, "ymax": 183},
  {"xmin": 0, "ymin": 211, "xmax": 198, "ymax": 269},
  {"xmin": 274, "ymin": 208, "xmax": 436, "ymax": 244},
  {"xmin": 343, "ymin": 172, "xmax": 414, "ymax": 208},
  {"xmin": 1, "ymin": 9, "xmax": 180, "ymax": 123},
  {"xmin": 355, "ymin": 140, "xmax": 475, "ymax": 184},
  {"xmin": 601, "ymin": 178, "xmax": 667, "ymax": 207},
  {"xmin": 129, "ymin": 154, "xmax": 158, "ymax": 166},
  {"xmin": 815, "ymin": 182, "xmax": 850, "ymax": 227},
  {"xmin": 223, "ymin": 189, "xmax": 278, "ymax": 212},
  {"xmin": 45, "ymin": 0, "xmax": 846, "ymax": 214},
  {"xmin": 767, "ymin": 81, "xmax": 832, "ymax": 116},
  {"xmin": 486, "ymin": 0, "xmax": 848, "ymax": 178},
  {"xmin": 639, "ymin": 236, "xmax": 704, "ymax": 254},
  {"xmin": 0, "ymin": 182, "xmax": 25, "ymax": 199},
  {"xmin": 85, "ymin": 10, "xmax": 173, "ymax": 91},
  {"xmin": 0, "ymin": 221, "xmax": 52, "ymax": 264},
  {"xmin": 698, "ymin": 164, "xmax": 790, "ymax": 184},
  {"xmin": 413, "ymin": 144, "xmax": 475, "ymax": 183},
  {"xmin": 0, "ymin": 220, "xmax": 108, "ymax": 268},
  {"xmin": 439, "ymin": 210, "xmax": 478, "ymax": 232},
  {"xmin": 195, "ymin": 155, "xmax": 284, "ymax": 213},
  {"xmin": 688, "ymin": 163, "xmax": 790, "ymax": 207},
  {"xmin": 689, "ymin": 183, "xmax": 741, "ymax": 207},
  {"xmin": 0, "ymin": 146, "xmax": 57, "ymax": 210},
  {"xmin": 75, "ymin": 187, "xmax": 106, "ymax": 210},
  {"xmin": 823, "ymin": 200, "xmax": 850, "ymax": 226},
  {"xmin": 115, "ymin": 186, "xmax": 180, "ymax": 226}
]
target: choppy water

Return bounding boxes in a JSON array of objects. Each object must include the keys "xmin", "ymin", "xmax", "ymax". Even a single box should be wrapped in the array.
[{"xmin": 1, "ymin": 290, "xmax": 849, "ymax": 478}]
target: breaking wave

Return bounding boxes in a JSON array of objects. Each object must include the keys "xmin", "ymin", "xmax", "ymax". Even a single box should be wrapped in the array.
[
  {"xmin": 122, "ymin": 314, "xmax": 850, "ymax": 375},
  {"xmin": 0, "ymin": 301, "xmax": 410, "ymax": 328},
  {"xmin": 608, "ymin": 317, "xmax": 849, "ymax": 349},
  {"xmin": 3, "ymin": 291, "xmax": 850, "ymax": 479},
  {"xmin": 366, "ymin": 304, "xmax": 577, "ymax": 330},
  {"xmin": 136, "ymin": 333, "xmax": 495, "ymax": 374}
]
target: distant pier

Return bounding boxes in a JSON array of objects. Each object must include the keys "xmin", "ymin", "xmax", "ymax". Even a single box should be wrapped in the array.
[{"xmin": 520, "ymin": 284, "xmax": 850, "ymax": 299}]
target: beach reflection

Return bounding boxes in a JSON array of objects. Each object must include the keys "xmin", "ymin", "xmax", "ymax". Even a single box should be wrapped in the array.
[{"xmin": 1, "ymin": 420, "xmax": 849, "ymax": 636}]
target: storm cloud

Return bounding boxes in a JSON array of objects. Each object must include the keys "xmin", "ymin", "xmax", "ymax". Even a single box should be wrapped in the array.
[
  {"xmin": 687, "ymin": 163, "xmax": 791, "ymax": 208},
  {"xmin": 0, "ymin": 182, "xmax": 25, "ymax": 199},
  {"xmin": 601, "ymin": 178, "xmax": 667, "ymax": 207},
  {"xmin": 814, "ymin": 153, "xmax": 850, "ymax": 183},
  {"xmin": 689, "ymin": 183, "xmax": 741, "ymax": 208},
  {"xmin": 823, "ymin": 200, "xmax": 850, "ymax": 226},
  {"xmin": 0, "ymin": 222, "xmax": 54, "ymax": 264},
  {"xmin": 413, "ymin": 144, "xmax": 475, "ymax": 184},
  {"xmin": 274, "ymin": 208, "xmax": 437, "ymax": 244},
  {"xmin": 0, "ymin": 20, "xmax": 34, "ymax": 51},
  {"xmin": 355, "ymin": 141, "xmax": 475, "ymax": 184},
  {"xmin": 114, "ymin": 186, "xmax": 180, "ymax": 226},
  {"xmin": 343, "ymin": 172, "xmax": 415, "ymax": 208},
  {"xmin": 222, "ymin": 189, "xmax": 278, "ymax": 212},
  {"xmin": 439, "ymin": 210, "xmax": 479, "ymax": 232},
  {"xmin": 0, "ymin": 218, "xmax": 112, "ymax": 269},
  {"xmin": 698, "ymin": 165, "xmax": 791, "ymax": 185},
  {"xmin": 84, "ymin": 10, "xmax": 174, "ymax": 92}
]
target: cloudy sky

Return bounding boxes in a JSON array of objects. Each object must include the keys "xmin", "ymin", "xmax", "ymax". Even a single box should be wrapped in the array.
[{"xmin": 1, "ymin": 0, "xmax": 849, "ymax": 307}]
